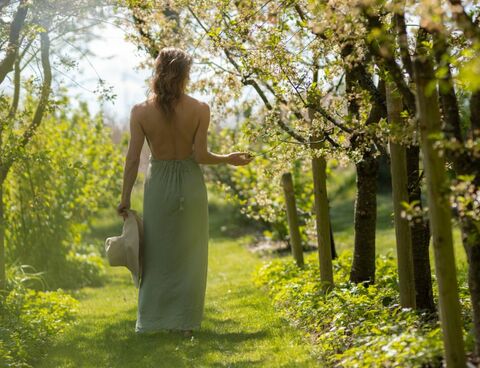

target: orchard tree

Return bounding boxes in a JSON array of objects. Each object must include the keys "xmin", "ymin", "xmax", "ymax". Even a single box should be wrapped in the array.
[
  {"xmin": 0, "ymin": 0, "xmax": 110, "ymax": 290},
  {"xmin": 120, "ymin": 0, "xmax": 340, "ymax": 288}
]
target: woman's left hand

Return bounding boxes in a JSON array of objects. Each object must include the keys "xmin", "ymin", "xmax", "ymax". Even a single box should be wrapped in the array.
[{"xmin": 117, "ymin": 201, "xmax": 130, "ymax": 220}]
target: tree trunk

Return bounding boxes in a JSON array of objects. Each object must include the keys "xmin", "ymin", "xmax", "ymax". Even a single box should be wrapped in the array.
[
  {"xmin": 458, "ymin": 93, "xmax": 480, "ymax": 357},
  {"xmin": 329, "ymin": 219, "xmax": 337, "ymax": 259},
  {"xmin": 413, "ymin": 44, "xmax": 466, "ymax": 367},
  {"xmin": 385, "ymin": 81, "xmax": 416, "ymax": 308},
  {"xmin": 462, "ymin": 88, "xmax": 480, "ymax": 356},
  {"xmin": 281, "ymin": 172, "xmax": 304, "ymax": 267},
  {"xmin": 470, "ymin": 91, "xmax": 480, "ymax": 138},
  {"xmin": 394, "ymin": 5, "xmax": 435, "ymax": 312},
  {"xmin": 307, "ymin": 102, "xmax": 334, "ymax": 290},
  {"xmin": 406, "ymin": 146, "xmax": 435, "ymax": 312},
  {"xmin": 461, "ymin": 218, "xmax": 480, "ymax": 356},
  {"xmin": 344, "ymin": 60, "xmax": 381, "ymax": 285},
  {"xmin": 350, "ymin": 153, "xmax": 378, "ymax": 284},
  {"xmin": 434, "ymin": 28, "xmax": 480, "ymax": 354},
  {"xmin": 0, "ymin": 181, "xmax": 5, "ymax": 290},
  {"xmin": 311, "ymin": 155, "xmax": 334, "ymax": 290}
]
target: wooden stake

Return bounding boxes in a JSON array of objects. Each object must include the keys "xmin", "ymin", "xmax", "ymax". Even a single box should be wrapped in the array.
[
  {"xmin": 309, "ymin": 107, "xmax": 334, "ymax": 291},
  {"xmin": 385, "ymin": 81, "xmax": 416, "ymax": 308},
  {"xmin": 281, "ymin": 172, "xmax": 304, "ymax": 267},
  {"xmin": 413, "ymin": 44, "xmax": 466, "ymax": 367}
]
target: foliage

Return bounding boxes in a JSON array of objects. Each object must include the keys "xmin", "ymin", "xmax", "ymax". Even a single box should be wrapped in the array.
[
  {"xmin": 4, "ymin": 92, "xmax": 123, "ymax": 290},
  {"xmin": 206, "ymin": 120, "xmax": 360, "ymax": 244},
  {"xmin": 206, "ymin": 121, "xmax": 314, "ymax": 242},
  {"xmin": 0, "ymin": 266, "xmax": 79, "ymax": 368},
  {"xmin": 60, "ymin": 248, "xmax": 106, "ymax": 289},
  {"xmin": 253, "ymin": 251, "xmax": 473, "ymax": 367}
]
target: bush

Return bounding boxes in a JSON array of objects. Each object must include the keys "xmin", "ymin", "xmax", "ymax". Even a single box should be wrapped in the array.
[
  {"xmin": 4, "ymin": 94, "xmax": 123, "ymax": 290},
  {"xmin": 60, "ymin": 249, "xmax": 106, "ymax": 289},
  {"xmin": 0, "ymin": 276, "xmax": 79, "ymax": 368},
  {"xmin": 252, "ymin": 251, "xmax": 472, "ymax": 367}
]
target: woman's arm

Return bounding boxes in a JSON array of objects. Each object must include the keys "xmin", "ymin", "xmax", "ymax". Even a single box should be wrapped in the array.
[
  {"xmin": 119, "ymin": 105, "xmax": 145, "ymax": 212},
  {"xmin": 193, "ymin": 102, "xmax": 253, "ymax": 165}
]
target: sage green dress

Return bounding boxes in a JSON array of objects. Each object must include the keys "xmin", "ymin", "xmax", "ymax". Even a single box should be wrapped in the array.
[{"xmin": 135, "ymin": 153, "xmax": 209, "ymax": 333}]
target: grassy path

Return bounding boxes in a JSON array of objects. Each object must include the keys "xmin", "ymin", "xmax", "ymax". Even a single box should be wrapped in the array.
[{"xmin": 38, "ymin": 234, "xmax": 319, "ymax": 367}]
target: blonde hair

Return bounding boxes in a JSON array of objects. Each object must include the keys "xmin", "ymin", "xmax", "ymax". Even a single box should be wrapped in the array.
[{"xmin": 150, "ymin": 47, "xmax": 192, "ymax": 120}]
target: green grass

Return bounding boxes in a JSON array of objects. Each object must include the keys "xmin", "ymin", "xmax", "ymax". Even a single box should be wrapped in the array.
[
  {"xmin": 37, "ymin": 164, "xmax": 469, "ymax": 367},
  {"xmin": 38, "ymin": 189, "xmax": 320, "ymax": 368}
]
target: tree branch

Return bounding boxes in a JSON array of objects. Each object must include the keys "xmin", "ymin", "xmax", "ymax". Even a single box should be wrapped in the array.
[
  {"xmin": 448, "ymin": 0, "xmax": 480, "ymax": 43},
  {"xmin": 393, "ymin": 10, "xmax": 414, "ymax": 83},
  {"xmin": 0, "ymin": 0, "xmax": 28, "ymax": 85},
  {"xmin": 360, "ymin": 7, "xmax": 416, "ymax": 115},
  {"xmin": 187, "ymin": 5, "xmax": 308, "ymax": 143},
  {"xmin": 8, "ymin": 53, "xmax": 20, "ymax": 117},
  {"xmin": 431, "ymin": 29, "xmax": 463, "ymax": 142},
  {"xmin": 5, "ymin": 31, "xmax": 52, "ymax": 173}
]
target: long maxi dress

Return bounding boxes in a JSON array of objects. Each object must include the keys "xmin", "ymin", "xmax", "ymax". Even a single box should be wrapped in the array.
[{"xmin": 135, "ymin": 133, "xmax": 209, "ymax": 333}]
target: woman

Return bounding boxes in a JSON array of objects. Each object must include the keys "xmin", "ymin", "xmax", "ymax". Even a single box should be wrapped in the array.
[{"xmin": 116, "ymin": 47, "xmax": 253, "ymax": 338}]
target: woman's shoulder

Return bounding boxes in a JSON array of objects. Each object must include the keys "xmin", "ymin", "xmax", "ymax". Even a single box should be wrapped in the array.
[
  {"xmin": 131, "ymin": 99, "xmax": 159, "ymax": 119},
  {"xmin": 132, "ymin": 95, "xmax": 208, "ymax": 114},
  {"xmin": 183, "ymin": 94, "xmax": 208, "ymax": 108},
  {"xmin": 130, "ymin": 99, "xmax": 150, "ymax": 114}
]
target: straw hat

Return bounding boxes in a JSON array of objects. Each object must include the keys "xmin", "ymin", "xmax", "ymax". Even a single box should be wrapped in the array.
[{"xmin": 105, "ymin": 209, "xmax": 144, "ymax": 288}]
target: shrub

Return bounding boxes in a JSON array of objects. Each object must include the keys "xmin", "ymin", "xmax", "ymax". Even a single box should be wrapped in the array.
[
  {"xmin": 4, "ymin": 95, "xmax": 123, "ymax": 290},
  {"xmin": 60, "ymin": 249, "xmax": 106, "ymax": 289},
  {"xmin": 253, "ymin": 251, "xmax": 472, "ymax": 367},
  {"xmin": 0, "ymin": 279, "xmax": 78, "ymax": 368}
]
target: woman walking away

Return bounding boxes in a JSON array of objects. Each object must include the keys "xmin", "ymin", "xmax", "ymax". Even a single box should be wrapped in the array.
[{"xmin": 116, "ymin": 47, "xmax": 253, "ymax": 338}]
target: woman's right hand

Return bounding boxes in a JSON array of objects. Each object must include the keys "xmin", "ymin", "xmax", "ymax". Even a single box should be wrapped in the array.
[
  {"xmin": 227, "ymin": 152, "xmax": 254, "ymax": 166},
  {"xmin": 117, "ymin": 200, "xmax": 130, "ymax": 220}
]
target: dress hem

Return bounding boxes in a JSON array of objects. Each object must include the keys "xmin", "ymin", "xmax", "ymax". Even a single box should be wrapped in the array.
[{"xmin": 135, "ymin": 323, "xmax": 201, "ymax": 335}]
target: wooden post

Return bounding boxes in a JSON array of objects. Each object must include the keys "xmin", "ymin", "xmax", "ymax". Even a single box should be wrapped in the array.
[
  {"xmin": 413, "ymin": 46, "xmax": 466, "ymax": 366},
  {"xmin": 385, "ymin": 81, "xmax": 416, "ymax": 309},
  {"xmin": 281, "ymin": 172, "xmax": 304, "ymax": 267},
  {"xmin": 308, "ymin": 107, "xmax": 334, "ymax": 291}
]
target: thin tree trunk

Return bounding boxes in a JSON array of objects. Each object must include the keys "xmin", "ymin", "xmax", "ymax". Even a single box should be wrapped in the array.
[
  {"xmin": 329, "ymin": 219, "xmax": 337, "ymax": 259},
  {"xmin": 311, "ymin": 154, "xmax": 334, "ymax": 290},
  {"xmin": 463, "ymin": 90, "xmax": 480, "ymax": 355},
  {"xmin": 308, "ymin": 83, "xmax": 334, "ymax": 289},
  {"xmin": 434, "ymin": 28, "xmax": 480, "ymax": 355},
  {"xmin": 462, "ymin": 218, "xmax": 480, "ymax": 356},
  {"xmin": 457, "ymin": 94, "xmax": 480, "ymax": 358},
  {"xmin": 413, "ymin": 40, "xmax": 466, "ymax": 367},
  {"xmin": 385, "ymin": 81, "xmax": 416, "ymax": 308},
  {"xmin": 350, "ymin": 154, "xmax": 378, "ymax": 284},
  {"xmin": 406, "ymin": 146, "xmax": 435, "ymax": 312},
  {"xmin": 281, "ymin": 172, "xmax": 304, "ymax": 267},
  {"xmin": 0, "ymin": 182, "xmax": 4, "ymax": 290},
  {"xmin": 393, "ymin": 5, "xmax": 436, "ymax": 312},
  {"xmin": 470, "ymin": 91, "xmax": 480, "ymax": 138}
]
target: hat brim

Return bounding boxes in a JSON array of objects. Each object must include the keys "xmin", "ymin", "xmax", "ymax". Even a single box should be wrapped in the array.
[{"xmin": 124, "ymin": 209, "xmax": 141, "ymax": 287}]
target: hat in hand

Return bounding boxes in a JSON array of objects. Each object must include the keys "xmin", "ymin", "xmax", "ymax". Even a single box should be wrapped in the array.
[{"xmin": 105, "ymin": 209, "xmax": 144, "ymax": 288}]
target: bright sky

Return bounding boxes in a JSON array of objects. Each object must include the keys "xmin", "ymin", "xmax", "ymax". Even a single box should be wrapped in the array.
[
  {"xmin": 64, "ymin": 21, "xmax": 151, "ymax": 128},
  {"xmin": 59, "ymin": 16, "xmax": 245, "ymax": 130}
]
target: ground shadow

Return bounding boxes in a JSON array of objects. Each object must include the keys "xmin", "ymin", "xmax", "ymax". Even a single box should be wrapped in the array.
[{"xmin": 43, "ymin": 307, "xmax": 269, "ymax": 368}]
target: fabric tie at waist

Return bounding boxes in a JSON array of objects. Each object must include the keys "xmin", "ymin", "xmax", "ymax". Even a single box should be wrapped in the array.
[{"xmin": 148, "ymin": 154, "xmax": 195, "ymax": 212}]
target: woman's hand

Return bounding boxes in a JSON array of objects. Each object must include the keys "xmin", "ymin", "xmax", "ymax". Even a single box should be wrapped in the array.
[
  {"xmin": 227, "ymin": 152, "xmax": 254, "ymax": 166},
  {"xmin": 117, "ymin": 200, "xmax": 130, "ymax": 220}
]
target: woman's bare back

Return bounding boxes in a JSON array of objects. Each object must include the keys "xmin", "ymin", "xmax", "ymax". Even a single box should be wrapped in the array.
[{"xmin": 136, "ymin": 94, "xmax": 201, "ymax": 160}]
